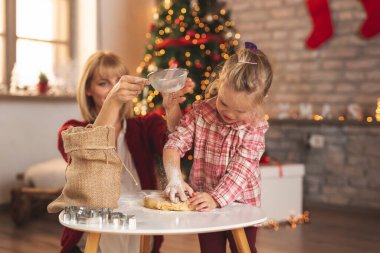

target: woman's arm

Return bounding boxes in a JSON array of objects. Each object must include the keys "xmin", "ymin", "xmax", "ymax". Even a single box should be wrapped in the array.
[
  {"xmin": 93, "ymin": 75, "xmax": 148, "ymax": 127},
  {"xmin": 57, "ymin": 120, "xmax": 87, "ymax": 162}
]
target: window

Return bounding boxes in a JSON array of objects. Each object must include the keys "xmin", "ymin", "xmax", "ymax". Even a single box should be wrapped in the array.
[
  {"xmin": 0, "ymin": 0, "xmax": 5, "ymax": 87},
  {"xmin": 3, "ymin": 0, "xmax": 73, "ymax": 95}
]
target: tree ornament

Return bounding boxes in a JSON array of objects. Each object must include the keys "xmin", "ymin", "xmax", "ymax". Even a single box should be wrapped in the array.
[
  {"xmin": 305, "ymin": 0, "xmax": 334, "ymax": 49},
  {"xmin": 168, "ymin": 59, "xmax": 179, "ymax": 67},
  {"xmin": 183, "ymin": 106, "xmax": 192, "ymax": 114},
  {"xmin": 211, "ymin": 53, "xmax": 221, "ymax": 62},
  {"xmin": 190, "ymin": 0, "xmax": 198, "ymax": 9},
  {"xmin": 186, "ymin": 30, "xmax": 196, "ymax": 37},
  {"xmin": 174, "ymin": 18, "xmax": 181, "ymax": 25},
  {"xmin": 149, "ymin": 23, "xmax": 156, "ymax": 32},
  {"xmin": 194, "ymin": 61, "xmax": 203, "ymax": 69}
]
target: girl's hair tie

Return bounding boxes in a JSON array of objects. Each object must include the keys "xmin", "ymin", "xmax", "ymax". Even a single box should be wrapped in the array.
[
  {"xmin": 245, "ymin": 41, "xmax": 258, "ymax": 51},
  {"xmin": 238, "ymin": 60, "xmax": 257, "ymax": 65},
  {"xmin": 238, "ymin": 41, "xmax": 258, "ymax": 64}
]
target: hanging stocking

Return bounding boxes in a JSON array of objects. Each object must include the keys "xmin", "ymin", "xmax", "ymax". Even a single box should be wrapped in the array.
[
  {"xmin": 305, "ymin": 0, "xmax": 334, "ymax": 49},
  {"xmin": 359, "ymin": 0, "xmax": 380, "ymax": 38}
]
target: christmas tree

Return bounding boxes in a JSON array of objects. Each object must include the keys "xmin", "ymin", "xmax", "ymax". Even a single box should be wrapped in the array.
[{"xmin": 135, "ymin": 0, "xmax": 240, "ymax": 115}]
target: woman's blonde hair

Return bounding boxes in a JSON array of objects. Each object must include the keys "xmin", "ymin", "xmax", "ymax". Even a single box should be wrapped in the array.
[
  {"xmin": 206, "ymin": 47, "xmax": 273, "ymax": 110},
  {"xmin": 77, "ymin": 51, "xmax": 130, "ymax": 122}
]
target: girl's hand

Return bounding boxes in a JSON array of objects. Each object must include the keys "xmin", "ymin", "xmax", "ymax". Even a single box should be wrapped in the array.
[
  {"xmin": 188, "ymin": 192, "xmax": 219, "ymax": 212},
  {"xmin": 108, "ymin": 75, "xmax": 148, "ymax": 105},
  {"xmin": 162, "ymin": 78, "xmax": 195, "ymax": 110},
  {"xmin": 164, "ymin": 179, "xmax": 194, "ymax": 203}
]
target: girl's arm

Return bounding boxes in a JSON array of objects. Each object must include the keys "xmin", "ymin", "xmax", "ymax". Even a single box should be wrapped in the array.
[
  {"xmin": 146, "ymin": 78, "xmax": 195, "ymax": 155},
  {"xmin": 163, "ymin": 108, "xmax": 197, "ymax": 202},
  {"xmin": 163, "ymin": 148, "xmax": 193, "ymax": 202},
  {"xmin": 162, "ymin": 78, "xmax": 194, "ymax": 132}
]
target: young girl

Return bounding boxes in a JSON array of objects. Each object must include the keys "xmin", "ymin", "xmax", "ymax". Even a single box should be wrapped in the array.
[{"xmin": 163, "ymin": 42, "xmax": 273, "ymax": 253}]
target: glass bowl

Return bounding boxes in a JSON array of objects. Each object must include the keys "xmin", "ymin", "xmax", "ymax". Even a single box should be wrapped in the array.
[{"xmin": 147, "ymin": 68, "xmax": 188, "ymax": 93}]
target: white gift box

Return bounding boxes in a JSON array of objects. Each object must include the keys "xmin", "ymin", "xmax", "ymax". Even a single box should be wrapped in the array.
[{"xmin": 260, "ymin": 163, "xmax": 305, "ymax": 222}]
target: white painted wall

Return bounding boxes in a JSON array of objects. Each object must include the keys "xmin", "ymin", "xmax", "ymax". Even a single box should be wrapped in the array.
[
  {"xmin": 98, "ymin": 0, "xmax": 155, "ymax": 74},
  {"xmin": 0, "ymin": 99, "xmax": 79, "ymax": 204},
  {"xmin": 75, "ymin": 0, "xmax": 155, "ymax": 71},
  {"xmin": 0, "ymin": 0, "xmax": 155, "ymax": 205},
  {"xmin": 75, "ymin": 0, "xmax": 98, "ymax": 71}
]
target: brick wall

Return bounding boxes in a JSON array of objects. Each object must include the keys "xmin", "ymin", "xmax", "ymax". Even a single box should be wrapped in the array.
[
  {"xmin": 228, "ymin": 0, "xmax": 380, "ymax": 117},
  {"xmin": 227, "ymin": 0, "xmax": 380, "ymax": 209},
  {"xmin": 266, "ymin": 121, "xmax": 380, "ymax": 209}
]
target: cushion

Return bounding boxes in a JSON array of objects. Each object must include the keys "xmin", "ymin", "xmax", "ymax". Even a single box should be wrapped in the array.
[{"xmin": 24, "ymin": 158, "xmax": 67, "ymax": 189}]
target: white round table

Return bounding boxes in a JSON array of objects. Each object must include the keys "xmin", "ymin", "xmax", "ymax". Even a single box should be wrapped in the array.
[{"xmin": 59, "ymin": 191, "xmax": 267, "ymax": 253}]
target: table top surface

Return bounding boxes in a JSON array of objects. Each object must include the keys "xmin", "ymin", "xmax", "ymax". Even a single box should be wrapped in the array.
[{"xmin": 59, "ymin": 191, "xmax": 267, "ymax": 235}]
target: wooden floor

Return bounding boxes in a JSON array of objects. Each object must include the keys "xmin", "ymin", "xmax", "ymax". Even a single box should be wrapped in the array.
[{"xmin": 0, "ymin": 204, "xmax": 379, "ymax": 253}]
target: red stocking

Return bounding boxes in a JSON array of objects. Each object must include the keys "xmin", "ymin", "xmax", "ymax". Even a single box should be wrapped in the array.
[
  {"xmin": 305, "ymin": 0, "xmax": 334, "ymax": 49},
  {"xmin": 359, "ymin": 0, "xmax": 380, "ymax": 38}
]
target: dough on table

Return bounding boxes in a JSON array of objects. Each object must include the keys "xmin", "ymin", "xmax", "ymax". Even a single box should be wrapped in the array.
[{"xmin": 144, "ymin": 192, "xmax": 193, "ymax": 211}]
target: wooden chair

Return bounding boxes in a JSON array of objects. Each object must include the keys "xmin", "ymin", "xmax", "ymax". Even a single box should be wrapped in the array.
[
  {"xmin": 10, "ymin": 182, "xmax": 61, "ymax": 225},
  {"xmin": 10, "ymin": 158, "xmax": 66, "ymax": 226}
]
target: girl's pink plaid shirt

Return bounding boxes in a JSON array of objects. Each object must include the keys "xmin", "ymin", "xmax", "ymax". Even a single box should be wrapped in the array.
[{"xmin": 164, "ymin": 97, "xmax": 268, "ymax": 207}]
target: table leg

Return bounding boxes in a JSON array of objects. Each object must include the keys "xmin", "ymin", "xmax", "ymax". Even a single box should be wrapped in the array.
[
  {"xmin": 231, "ymin": 228, "xmax": 251, "ymax": 253},
  {"xmin": 140, "ymin": 235, "xmax": 151, "ymax": 253},
  {"xmin": 84, "ymin": 232, "xmax": 101, "ymax": 253}
]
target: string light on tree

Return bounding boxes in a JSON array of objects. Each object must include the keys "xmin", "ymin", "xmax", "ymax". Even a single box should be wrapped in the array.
[{"xmin": 137, "ymin": 0, "xmax": 239, "ymax": 112}]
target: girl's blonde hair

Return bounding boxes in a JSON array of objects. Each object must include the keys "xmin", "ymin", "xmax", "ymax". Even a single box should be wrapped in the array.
[
  {"xmin": 206, "ymin": 47, "xmax": 273, "ymax": 112},
  {"xmin": 77, "ymin": 51, "xmax": 130, "ymax": 122}
]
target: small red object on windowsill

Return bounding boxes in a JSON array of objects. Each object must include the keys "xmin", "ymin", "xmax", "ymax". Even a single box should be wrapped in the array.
[{"xmin": 37, "ymin": 72, "xmax": 49, "ymax": 95}]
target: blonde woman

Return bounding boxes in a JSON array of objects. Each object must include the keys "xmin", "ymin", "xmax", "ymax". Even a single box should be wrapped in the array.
[{"xmin": 58, "ymin": 51, "xmax": 193, "ymax": 253}]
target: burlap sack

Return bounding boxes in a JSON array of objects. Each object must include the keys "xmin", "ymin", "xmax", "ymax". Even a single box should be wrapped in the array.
[{"xmin": 47, "ymin": 126, "xmax": 122, "ymax": 213}]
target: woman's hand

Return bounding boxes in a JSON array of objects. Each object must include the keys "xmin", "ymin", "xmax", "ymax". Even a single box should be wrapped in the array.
[
  {"xmin": 107, "ymin": 75, "xmax": 148, "ymax": 105},
  {"xmin": 162, "ymin": 78, "xmax": 195, "ymax": 110},
  {"xmin": 188, "ymin": 192, "xmax": 219, "ymax": 212},
  {"xmin": 94, "ymin": 75, "xmax": 148, "ymax": 127}
]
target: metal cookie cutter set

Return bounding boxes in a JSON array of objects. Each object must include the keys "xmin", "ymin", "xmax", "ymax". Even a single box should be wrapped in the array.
[{"xmin": 62, "ymin": 206, "xmax": 137, "ymax": 229}]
